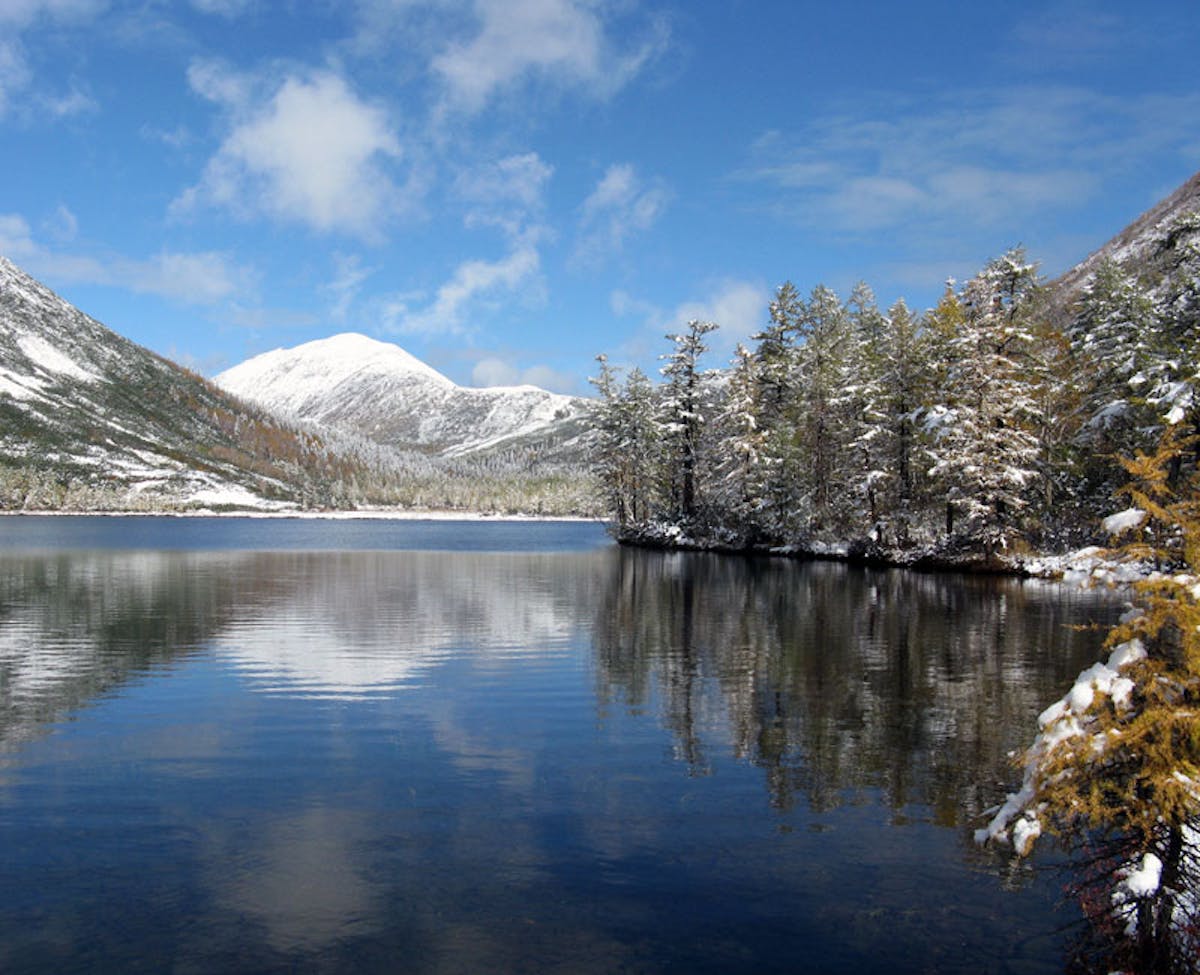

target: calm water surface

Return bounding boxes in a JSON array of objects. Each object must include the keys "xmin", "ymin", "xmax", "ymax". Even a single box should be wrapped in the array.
[{"xmin": 0, "ymin": 518, "xmax": 1123, "ymax": 973}]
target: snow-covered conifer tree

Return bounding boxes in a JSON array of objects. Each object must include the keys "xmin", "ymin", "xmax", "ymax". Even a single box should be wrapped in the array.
[
  {"xmin": 659, "ymin": 320, "xmax": 719, "ymax": 526},
  {"xmin": 792, "ymin": 284, "xmax": 853, "ymax": 535},
  {"xmin": 588, "ymin": 356, "xmax": 663, "ymax": 529},
  {"xmin": 711, "ymin": 343, "xmax": 770, "ymax": 541},
  {"xmin": 1073, "ymin": 258, "xmax": 1162, "ymax": 462},
  {"xmin": 926, "ymin": 249, "xmax": 1044, "ymax": 553},
  {"xmin": 841, "ymin": 282, "xmax": 892, "ymax": 530}
]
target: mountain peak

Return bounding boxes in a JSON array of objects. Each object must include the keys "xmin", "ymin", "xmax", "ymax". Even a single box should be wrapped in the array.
[
  {"xmin": 234, "ymin": 332, "xmax": 454, "ymax": 387},
  {"xmin": 215, "ymin": 333, "xmax": 587, "ymax": 457}
]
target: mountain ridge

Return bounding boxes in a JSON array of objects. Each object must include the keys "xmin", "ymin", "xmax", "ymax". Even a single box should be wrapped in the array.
[
  {"xmin": 1047, "ymin": 169, "xmax": 1200, "ymax": 319},
  {"xmin": 0, "ymin": 256, "xmax": 358, "ymax": 509},
  {"xmin": 215, "ymin": 332, "xmax": 590, "ymax": 459}
]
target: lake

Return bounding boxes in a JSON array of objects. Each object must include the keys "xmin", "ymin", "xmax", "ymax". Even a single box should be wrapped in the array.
[{"xmin": 0, "ymin": 517, "xmax": 1123, "ymax": 973}]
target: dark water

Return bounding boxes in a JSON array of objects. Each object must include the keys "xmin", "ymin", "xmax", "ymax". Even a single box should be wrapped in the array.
[{"xmin": 0, "ymin": 518, "xmax": 1124, "ymax": 973}]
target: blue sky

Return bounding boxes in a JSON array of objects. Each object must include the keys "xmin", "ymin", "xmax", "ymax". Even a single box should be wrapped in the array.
[{"xmin": 1, "ymin": 0, "xmax": 1198, "ymax": 393}]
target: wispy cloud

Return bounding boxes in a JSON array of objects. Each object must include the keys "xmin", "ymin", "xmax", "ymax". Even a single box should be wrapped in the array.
[
  {"xmin": 323, "ymin": 253, "xmax": 374, "ymax": 325},
  {"xmin": 0, "ymin": 38, "xmax": 32, "ymax": 115},
  {"xmin": 0, "ymin": 210, "xmax": 253, "ymax": 304},
  {"xmin": 428, "ymin": 0, "xmax": 668, "ymax": 114},
  {"xmin": 0, "ymin": 0, "xmax": 107, "ymax": 26},
  {"xmin": 454, "ymin": 151, "xmax": 554, "ymax": 238},
  {"xmin": 189, "ymin": 0, "xmax": 256, "ymax": 17},
  {"xmin": 743, "ymin": 87, "xmax": 1200, "ymax": 238},
  {"xmin": 0, "ymin": 0, "xmax": 104, "ymax": 118},
  {"xmin": 573, "ymin": 163, "xmax": 669, "ymax": 267},
  {"xmin": 174, "ymin": 63, "xmax": 415, "ymax": 239},
  {"xmin": 378, "ymin": 236, "xmax": 543, "ymax": 337}
]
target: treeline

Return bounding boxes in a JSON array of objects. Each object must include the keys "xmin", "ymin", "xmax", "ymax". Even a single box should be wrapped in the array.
[
  {"xmin": 590, "ymin": 232, "xmax": 1200, "ymax": 563},
  {"xmin": 0, "ymin": 379, "xmax": 601, "ymax": 516}
]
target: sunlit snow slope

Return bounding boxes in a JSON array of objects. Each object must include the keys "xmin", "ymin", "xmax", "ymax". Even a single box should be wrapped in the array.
[
  {"xmin": 216, "ymin": 332, "xmax": 590, "ymax": 457},
  {"xmin": 0, "ymin": 255, "xmax": 334, "ymax": 508}
]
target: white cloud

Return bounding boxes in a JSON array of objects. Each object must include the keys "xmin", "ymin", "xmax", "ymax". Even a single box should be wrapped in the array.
[
  {"xmin": 126, "ymin": 251, "xmax": 249, "ymax": 304},
  {"xmin": 429, "ymin": 0, "xmax": 668, "ymax": 113},
  {"xmin": 380, "ymin": 239, "xmax": 542, "ymax": 336},
  {"xmin": 667, "ymin": 279, "xmax": 768, "ymax": 360},
  {"xmin": 743, "ymin": 87, "xmax": 1200, "ymax": 237},
  {"xmin": 471, "ymin": 356, "xmax": 518, "ymax": 386},
  {"xmin": 176, "ymin": 66, "xmax": 409, "ymax": 238},
  {"xmin": 573, "ymin": 163, "xmax": 669, "ymax": 266},
  {"xmin": 471, "ymin": 356, "xmax": 577, "ymax": 393},
  {"xmin": 0, "ymin": 210, "xmax": 250, "ymax": 305},
  {"xmin": 611, "ymin": 278, "xmax": 768, "ymax": 368}
]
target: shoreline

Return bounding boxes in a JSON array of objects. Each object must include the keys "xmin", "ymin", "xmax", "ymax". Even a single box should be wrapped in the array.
[
  {"xmin": 612, "ymin": 533, "xmax": 1144, "ymax": 587},
  {"xmin": 0, "ymin": 507, "xmax": 606, "ymax": 523},
  {"xmin": 0, "ymin": 509, "xmax": 1142, "ymax": 586}
]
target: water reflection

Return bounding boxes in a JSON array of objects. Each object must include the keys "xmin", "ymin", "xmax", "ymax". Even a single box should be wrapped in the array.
[
  {"xmin": 0, "ymin": 537, "xmax": 1126, "ymax": 973},
  {"xmin": 592, "ymin": 548, "xmax": 1121, "ymax": 827},
  {"xmin": 0, "ymin": 551, "xmax": 245, "ymax": 752},
  {"xmin": 212, "ymin": 550, "xmax": 604, "ymax": 698}
]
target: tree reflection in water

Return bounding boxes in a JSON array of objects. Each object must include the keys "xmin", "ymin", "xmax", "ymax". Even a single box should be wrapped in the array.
[{"xmin": 592, "ymin": 547, "xmax": 1123, "ymax": 830}]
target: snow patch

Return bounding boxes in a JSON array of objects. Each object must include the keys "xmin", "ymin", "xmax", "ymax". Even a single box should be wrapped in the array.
[
  {"xmin": 17, "ymin": 333, "xmax": 101, "ymax": 383},
  {"xmin": 1103, "ymin": 507, "xmax": 1147, "ymax": 536}
]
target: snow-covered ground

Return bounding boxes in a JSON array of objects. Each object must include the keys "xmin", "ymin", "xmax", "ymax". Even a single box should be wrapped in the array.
[{"xmin": 1021, "ymin": 545, "xmax": 1153, "ymax": 586}]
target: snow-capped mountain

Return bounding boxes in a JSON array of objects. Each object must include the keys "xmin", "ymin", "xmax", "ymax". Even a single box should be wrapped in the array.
[
  {"xmin": 0, "ymin": 256, "xmax": 347, "ymax": 509},
  {"xmin": 215, "ymin": 332, "xmax": 590, "ymax": 457}
]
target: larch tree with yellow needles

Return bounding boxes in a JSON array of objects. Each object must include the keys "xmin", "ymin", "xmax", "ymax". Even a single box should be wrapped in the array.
[{"xmin": 978, "ymin": 424, "xmax": 1200, "ymax": 973}]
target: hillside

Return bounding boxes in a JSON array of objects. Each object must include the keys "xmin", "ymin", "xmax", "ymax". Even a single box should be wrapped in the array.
[
  {"xmin": 1047, "ymin": 169, "xmax": 1200, "ymax": 322},
  {"xmin": 215, "ymin": 333, "xmax": 591, "ymax": 460},
  {"xmin": 0, "ymin": 256, "xmax": 359, "ymax": 510}
]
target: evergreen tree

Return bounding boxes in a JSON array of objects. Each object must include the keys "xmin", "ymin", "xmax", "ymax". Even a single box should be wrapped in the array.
[
  {"xmin": 927, "ymin": 250, "xmax": 1044, "ymax": 553},
  {"xmin": 751, "ymin": 282, "xmax": 804, "ymax": 541},
  {"xmin": 792, "ymin": 284, "xmax": 853, "ymax": 534},
  {"xmin": 711, "ymin": 343, "xmax": 770, "ymax": 540},
  {"xmin": 659, "ymin": 320, "xmax": 719, "ymax": 525},
  {"xmin": 588, "ymin": 357, "xmax": 662, "ymax": 528},
  {"xmin": 842, "ymin": 282, "xmax": 894, "ymax": 530},
  {"xmin": 1072, "ymin": 257, "xmax": 1162, "ymax": 465}
]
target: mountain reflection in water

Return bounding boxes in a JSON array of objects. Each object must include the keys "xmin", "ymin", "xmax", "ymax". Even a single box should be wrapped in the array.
[{"xmin": 0, "ymin": 530, "xmax": 1123, "ymax": 974}]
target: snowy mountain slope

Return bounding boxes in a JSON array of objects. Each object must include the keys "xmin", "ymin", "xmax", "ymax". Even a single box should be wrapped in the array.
[
  {"xmin": 1048, "ymin": 169, "xmax": 1200, "ymax": 319},
  {"xmin": 0, "ymin": 256, "xmax": 348, "ymax": 509},
  {"xmin": 215, "ymin": 332, "xmax": 591, "ymax": 458}
]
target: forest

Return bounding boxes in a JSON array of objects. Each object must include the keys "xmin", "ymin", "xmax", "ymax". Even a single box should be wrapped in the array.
[{"xmin": 589, "ymin": 227, "xmax": 1200, "ymax": 568}]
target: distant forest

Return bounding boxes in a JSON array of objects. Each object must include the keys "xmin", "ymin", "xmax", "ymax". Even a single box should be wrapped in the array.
[{"xmin": 589, "ymin": 221, "xmax": 1200, "ymax": 565}]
